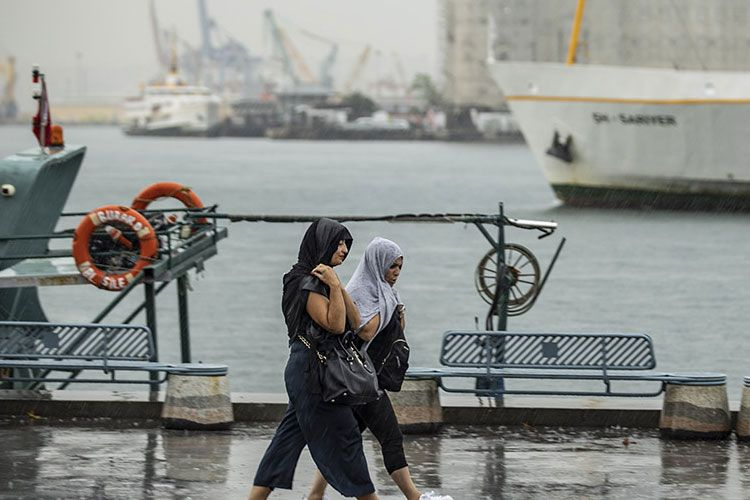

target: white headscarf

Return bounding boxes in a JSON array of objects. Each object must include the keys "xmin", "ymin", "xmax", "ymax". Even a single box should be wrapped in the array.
[{"xmin": 345, "ymin": 237, "xmax": 403, "ymax": 337}]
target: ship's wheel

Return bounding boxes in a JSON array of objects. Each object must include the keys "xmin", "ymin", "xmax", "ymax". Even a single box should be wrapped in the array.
[{"xmin": 474, "ymin": 243, "xmax": 541, "ymax": 316}]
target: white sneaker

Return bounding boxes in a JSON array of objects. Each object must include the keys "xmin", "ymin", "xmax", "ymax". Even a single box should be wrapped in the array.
[
  {"xmin": 419, "ymin": 492, "xmax": 454, "ymax": 500},
  {"xmin": 302, "ymin": 496, "xmax": 329, "ymax": 500}
]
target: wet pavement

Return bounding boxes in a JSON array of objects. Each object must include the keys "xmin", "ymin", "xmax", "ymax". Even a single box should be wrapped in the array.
[{"xmin": 2, "ymin": 419, "xmax": 750, "ymax": 499}]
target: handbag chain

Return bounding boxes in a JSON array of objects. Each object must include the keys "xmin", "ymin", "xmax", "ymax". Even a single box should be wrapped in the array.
[{"xmin": 298, "ymin": 334, "xmax": 327, "ymax": 363}]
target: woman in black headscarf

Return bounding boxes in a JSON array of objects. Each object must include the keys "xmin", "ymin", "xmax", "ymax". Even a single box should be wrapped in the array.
[{"xmin": 249, "ymin": 219, "xmax": 379, "ymax": 500}]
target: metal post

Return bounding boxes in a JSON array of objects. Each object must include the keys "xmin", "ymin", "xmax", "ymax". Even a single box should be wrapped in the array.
[
  {"xmin": 495, "ymin": 202, "xmax": 509, "ymax": 331},
  {"xmin": 475, "ymin": 203, "xmax": 508, "ymax": 403},
  {"xmin": 143, "ymin": 267, "xmax": 159, "ymax": 390},
  {"xmin": 177, "ymin": 274, "xmax": 191, "ymax": 363},
  {"xmin": 493, "ymin": 203, "xmax": 506, "ymax": 401}
]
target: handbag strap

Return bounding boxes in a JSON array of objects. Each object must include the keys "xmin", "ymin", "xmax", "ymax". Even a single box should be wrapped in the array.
[{"xmin": 297, "ymin": 334, "xmax": 327, "ymax": 364}]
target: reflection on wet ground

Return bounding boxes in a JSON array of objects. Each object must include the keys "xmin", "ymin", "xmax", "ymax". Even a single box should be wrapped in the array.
[{"xmin": 1, "ymin": 421, "xmax": 749, "ymax": 499}]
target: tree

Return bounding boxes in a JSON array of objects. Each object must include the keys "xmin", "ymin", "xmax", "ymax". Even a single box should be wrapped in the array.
[
  {"xmin": 410, "ymin": 73, "xmax": 443, "ymax": 108},
  {"xmin": 340, "ymin": 91, "xmax": 377, "ymax": 120}
]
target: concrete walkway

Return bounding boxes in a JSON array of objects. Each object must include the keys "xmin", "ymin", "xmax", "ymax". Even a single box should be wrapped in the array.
[{"xmin": 2, "ymin": 418, "xmax": 749, "ymax": 499}]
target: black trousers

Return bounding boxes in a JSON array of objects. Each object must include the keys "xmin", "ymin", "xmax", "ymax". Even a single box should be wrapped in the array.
[
  {"xmin": 253, "ymin": 341, "xmax": 375, "ymax": 497},
  {"xmin": 354, "ymin": 392, "xmax": 408, "ymax": 475}
]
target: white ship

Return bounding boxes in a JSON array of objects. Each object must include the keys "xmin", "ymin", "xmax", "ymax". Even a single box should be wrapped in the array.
[
  {"xmin": 122, "ymin": 72, "xmax": 221, "ymax": 137},
  {"xmin": 488, "ymin": 1, "xmax": 750, "ymax": 211},
  {"xmin": 489, "ymin": 62, "xmax": 750, "ymax": 210}
]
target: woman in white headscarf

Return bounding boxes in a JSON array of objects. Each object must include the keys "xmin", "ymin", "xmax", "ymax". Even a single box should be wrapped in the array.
[{"xmin": 305, "ymin": 238, "xmax": 452, "ymax": 500}]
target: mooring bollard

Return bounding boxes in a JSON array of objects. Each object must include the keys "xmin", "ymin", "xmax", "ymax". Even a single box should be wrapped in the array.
[
  {"xmin": 161, "ymin": 373, "xmax": 234, "ymax": 430},
  {"xmin": 659, "ymin": 373, "xmax": 730, "ymax": 440},
  {"xmin": 735, "ymin": 376, "xmax": 750, "ymax": 441},
  {"xmin": 390, "ymin": 378, "xmax": 443, "ymax": 434}
]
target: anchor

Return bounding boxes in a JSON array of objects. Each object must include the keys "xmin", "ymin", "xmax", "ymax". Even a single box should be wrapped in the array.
[{"xmin": 546, "ymin": 130, "xmax": 574, "ymax": 163}]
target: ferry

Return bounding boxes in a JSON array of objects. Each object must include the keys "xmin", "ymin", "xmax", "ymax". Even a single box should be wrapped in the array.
[{"xmin": 122, "ymin": 70, "xmax": 221, "ymax": 137}]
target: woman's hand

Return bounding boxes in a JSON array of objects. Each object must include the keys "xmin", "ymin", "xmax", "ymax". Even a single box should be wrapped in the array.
[
  {"xmin": 311, "ymin": 264, "xmax": 341, "ymax": 288},
  {"xmin": 397, "ymin": 304, "xmax": 406, "ymax": 330}
]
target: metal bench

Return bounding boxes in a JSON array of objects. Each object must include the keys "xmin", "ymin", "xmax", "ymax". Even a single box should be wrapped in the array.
[
  {"xmin": 0, "ymin": 321, "xmax": 227, "ymax": 386},
  {"xmin": 406, "ymin": 330, "xmax": 724, "ymax": 397}
]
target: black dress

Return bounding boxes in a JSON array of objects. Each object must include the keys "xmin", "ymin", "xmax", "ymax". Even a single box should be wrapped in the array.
[{"xmin": 352, "ymin": 311, "xmax": 410, "ymax": 475}]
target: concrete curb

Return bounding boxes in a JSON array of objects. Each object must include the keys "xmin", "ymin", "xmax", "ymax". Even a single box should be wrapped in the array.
[{"xmin": 0, "ymin": 390, "xmax": 741, "ymax": 429}]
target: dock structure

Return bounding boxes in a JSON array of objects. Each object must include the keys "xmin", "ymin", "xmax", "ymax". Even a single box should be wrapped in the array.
[
  {"xmin": 2, "ymin": 416, "xmax": 748, "ymax": 499},
  {"xmin": 1, "ymin": 392, "xmax": 748, "ymax": 498},
  {"xmin": 0, "ymin": 391, "xmax": 741, "ymax": 430}
]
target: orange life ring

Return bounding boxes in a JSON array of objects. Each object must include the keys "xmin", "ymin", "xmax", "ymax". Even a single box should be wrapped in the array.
[
  {"xmin": 131, "ymin": 182, "xmax": 208, "ymax": 224},
  {"xmin": 72, "ymin": 205, "xmax": 158, "ymax": 291}
]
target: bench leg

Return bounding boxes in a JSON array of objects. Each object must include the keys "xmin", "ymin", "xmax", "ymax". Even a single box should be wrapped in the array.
[
  {"xmin": 736, "ymin": 381, "xmax": 750, "ymax": 441},
  {"xmin": 161, "ymin": 374, "xmax": 233, "ymax": 430},
  {"xmin": 659, "ymin": 382, "xmax": 730, "ymax": 440},
  {"xmin": 390, "ymin": 378, "xmax": 443, "ymax": 434}
]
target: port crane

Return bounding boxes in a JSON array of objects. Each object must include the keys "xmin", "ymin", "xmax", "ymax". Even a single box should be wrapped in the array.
[
  {"xmin": 263, "ymin": 9, "xmax": 338, "ymax": 93},
  {"xmin": 369, "ymin": 51, "xmax": 411, "ymax": 99},
  {"xmin": 263, "ymin": 9, "xmax": 316, "ymax": 86},
  {"xmin": 197, "ymin": 0, "xmax": 261, "ymax": 97},
  {"xmin": 149, "ymin": 0, "xmax": 203, "ymax": 85},
  {"xmin": 0, "ymin": 56, "xmax": 17, "ymax": 121},
  {"xmin": 148, "ymin": 0, "xmax": 261, "ymax": 98},
  {"xmin": 297, "ymin": 28, "xmax": 339, "ymax": 91},
  {"xmin": 343, "ymin": 45, "xmax": 372, "ymax": 94}
]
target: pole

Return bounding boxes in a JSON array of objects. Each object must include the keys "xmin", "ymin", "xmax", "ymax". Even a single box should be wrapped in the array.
[
  {"xmin": 495, "ymin": 202, "xmax": 508, "ymax": 331},
  {"xmin": 144, "ymin": 267, "xmax": 159, "ymax": 391},
  {"xmin": 177, "ymin": 274, "xmax": 191, "ymax": 363},
  {"xmin": 565, "ymin": 0, "xmax": 586, "ymax": 65}
]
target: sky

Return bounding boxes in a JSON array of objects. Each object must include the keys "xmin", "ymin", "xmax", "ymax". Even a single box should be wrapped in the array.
[{"xmin": 0, "ymin": 0, "xmax": 438, "ymax": 111}]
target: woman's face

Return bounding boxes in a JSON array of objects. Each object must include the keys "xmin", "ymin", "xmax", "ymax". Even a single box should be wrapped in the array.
[
  {"xmin": 384, "ymin": 256, "xmax": 403, "ymax": 286},
  {"xmin": 329, "ymin": 240, "xmax": 349, "ymax": 267}
]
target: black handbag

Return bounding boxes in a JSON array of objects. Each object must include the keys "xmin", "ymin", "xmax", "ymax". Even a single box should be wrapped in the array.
[
  {"xmin": 299, "ymin": 329, "xmax": 382, "ymax": 405},
  {"xmin": 376, "ymin": 337, "xmax": 410, "ymax": 392},
  {"xmin": 368, "ymin": 311, "xmax": 410, "ymax": 392}
]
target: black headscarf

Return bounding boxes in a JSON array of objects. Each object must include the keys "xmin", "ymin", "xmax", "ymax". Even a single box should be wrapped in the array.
[{"xmin": 281, "ymin": 218, "xmax": 353, "ymax": 337}]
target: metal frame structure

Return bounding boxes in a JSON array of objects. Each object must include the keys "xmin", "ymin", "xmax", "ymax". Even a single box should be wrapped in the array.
[
  {"xmin": 190, "ymin": 201, "xmax": 564, "ymax": 331},
  {"xmin": 2, "ymin": 201, "xmax": 557, "ymax": 391},
  {"xmin": 0, "ymin": 208, "xmax": 226, "ymax": 389},
  {"xmin": 195, "ymin": 204, "xmax": 565, "ymax": 401}
]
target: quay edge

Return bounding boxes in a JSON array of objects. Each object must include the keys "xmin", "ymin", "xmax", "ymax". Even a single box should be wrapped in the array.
[{"xmin": 0, "ymin": 391, "xmax": 741, "ymax": 430}]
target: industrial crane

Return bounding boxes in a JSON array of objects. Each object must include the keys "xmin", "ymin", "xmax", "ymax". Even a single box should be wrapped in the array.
[
  {"xmin": 369, "ymin": 51, "xmax": 411, "ymax": 98},
  {"xmin": 148, "ymin": 0, "xmax": 261, "ymax": 97},
  {"xmin": 197, "ymin": 0, "xmax": 261, "ymax": 97},
  {"xmin": 0, "ymin": 56, "xmax": 17, "ymax": 121},
  {"xmin": 343, "ymin": 45, "xmax": 371, "ymax": 94},
  {"xmin": 149, "ymin": 0, "xmax": 202, "ymax": 84},
  {"xmin": 298, "ymin": 28, "xmax": 339, "ymax": 90},
  {"xmin": 263, "ymin": 9, "xmax": 317, "ymax": 88},
  {"xmin": 149, "ymin": 0, "xmax": 170, "ymax": 70},
  {"xmin": 263, "ymin": 9, "xmax": 342, "ymax": 94}
]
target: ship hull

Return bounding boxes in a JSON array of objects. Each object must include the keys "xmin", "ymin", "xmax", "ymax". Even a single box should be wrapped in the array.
[
  {"xmin": 123, "ymin": 124, "xmax": 221, "ymax": 137},
  {"xmin": 552, "ymin": 183, "xmax": 750, "ymax": 211},
  {"xmin": 488, "ymin": 62, "xmax": 750, "ymax": 210}
]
